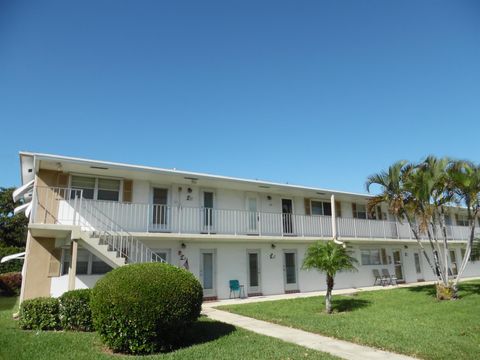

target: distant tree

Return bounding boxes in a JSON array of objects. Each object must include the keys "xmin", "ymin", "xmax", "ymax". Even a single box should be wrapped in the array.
[
  {"xmin": 0, "ymin": 187, "xmax": 28, "ymax": 247},
  {"xmin": 302, "ymin": 241, "xmax": 357, "ymax": 314}
]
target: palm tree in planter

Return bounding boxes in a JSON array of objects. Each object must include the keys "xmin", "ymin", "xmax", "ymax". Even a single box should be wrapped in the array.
[{"xmin": 302, "ymin": 241, "xmax": 357, "ymax": 314}]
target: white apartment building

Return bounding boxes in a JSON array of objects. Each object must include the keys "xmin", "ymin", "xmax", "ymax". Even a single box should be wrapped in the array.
[{"xmin": 13, "ymin": 152, "xmax": 480, "ymax": 301}]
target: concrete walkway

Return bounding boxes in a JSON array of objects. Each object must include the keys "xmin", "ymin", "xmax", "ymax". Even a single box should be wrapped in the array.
[
  {"xmin": 202, "ymin": 277, "xmax": 480, "ymax": 359},
  {"xmin": 204, "ymin": 307, "xmax": 415, "ymax": 360}
]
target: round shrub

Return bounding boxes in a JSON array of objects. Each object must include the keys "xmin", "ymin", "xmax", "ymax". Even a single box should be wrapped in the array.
[
  {"xmin": 59, "ymin": 289, "xmax": 93, "ymax": 331},
  {"xmin": 91, "ymin": 262, "xmax": 203, "ymax": 354},
  {"xmin": 0, "ymin": 272, "xmax": 22, "ymax": 296},
  {"xmin": 19, "ymin": 297, "xmax": 60, "ymax": 330}
]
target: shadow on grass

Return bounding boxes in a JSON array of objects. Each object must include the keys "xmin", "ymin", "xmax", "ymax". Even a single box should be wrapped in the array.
[
  {"xmin": 332, "ymin": 298, "xmax": 371, "ymax": 313},
  {"xmin": 172, "ymin": 317, "xmax": 236, "ymax": 350},
  {"xmin": 407, "ymin": 281, "xmax": 480, "ymax": 298},
  {"xmin": 0, "ymin": 296, "xmax": 18, "ymax": 312}
]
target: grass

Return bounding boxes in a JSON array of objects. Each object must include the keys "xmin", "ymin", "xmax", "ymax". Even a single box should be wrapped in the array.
[
  {"xmin": 0, "ymin": 296, "xmax": 338, "ymax": 360},
  {"xmin": 218, "ymin": 281, "xmax": 480, "ymax": 360}
]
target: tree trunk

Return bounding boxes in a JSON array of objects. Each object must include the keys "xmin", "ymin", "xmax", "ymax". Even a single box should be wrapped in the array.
[{"xmin": 325, "ymin": 275, "xmax": 334, "ymax": 314}]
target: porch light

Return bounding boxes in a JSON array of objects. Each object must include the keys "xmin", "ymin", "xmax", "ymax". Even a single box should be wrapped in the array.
[
  {"xmin": 181, "ymin": 243, "xmax": 186, "ymax": 249},
  {"xmin": 271, "ymin": 244, "xmax": 276, "ymax": 249}
]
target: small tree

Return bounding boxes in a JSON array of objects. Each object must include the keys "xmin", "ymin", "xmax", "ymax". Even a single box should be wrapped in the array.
[{"xmin": 302, "ymin": 241, "xmax": 357, "ymax": 314}]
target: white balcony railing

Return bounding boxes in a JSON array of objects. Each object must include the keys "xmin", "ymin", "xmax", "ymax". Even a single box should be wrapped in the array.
[{"xmin": 33, "ymin": 186, "xmax": 478, "ymax": 241}]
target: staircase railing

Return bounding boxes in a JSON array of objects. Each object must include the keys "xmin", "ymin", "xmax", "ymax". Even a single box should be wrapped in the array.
[{"xmin": 34, "ymin": 186, "xmax": 165, "ymax": 264}]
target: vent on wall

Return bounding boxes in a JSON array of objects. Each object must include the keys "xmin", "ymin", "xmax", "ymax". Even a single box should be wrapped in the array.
[{"xmin": 90, "ymin": 166, "xmax": 109, "ymax": 170}]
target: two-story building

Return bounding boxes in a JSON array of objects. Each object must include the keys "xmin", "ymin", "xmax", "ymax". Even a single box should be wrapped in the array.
[{"xmin": 14, "ymin": 152, "xmax": 480, "ymax": 301}]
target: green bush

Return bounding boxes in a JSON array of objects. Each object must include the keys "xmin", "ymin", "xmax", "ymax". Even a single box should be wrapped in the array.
[
  {"xmin": 0, "ymin": 272, "xmax": 22, "ymax": 296},
  {"xmin": 59, "ymin": 289, "xmax": 93, "ymax": 331},
  {"xmin": 0, "ymin": 246, "xmax": 24, "ymax": 274},
  {"xmin": 19, "ymin": 297, "xmax": 60, "ymax": 330},
  {"xmin": 91, "ymin": 262, "xmax": 203, "ymax": 354}
]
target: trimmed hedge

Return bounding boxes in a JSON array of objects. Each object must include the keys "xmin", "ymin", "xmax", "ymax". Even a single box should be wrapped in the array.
[
  {"xmin": 0, "ymin": 272, "xmax": 22, "ymax": 296},
  {"xmin": 19, "ymin": 297, "xmax": 60, "ymax": 330},
  {"xmin": 91, "ymin": 262, "xmax": 203, "ymax": 354},
  {"xmin": 0, "ymin": 246, "xmax": 24, "ymax": 274},
  {"xmin": 59, "ymin": 289, "xmax": 93, "ymax": 331}
]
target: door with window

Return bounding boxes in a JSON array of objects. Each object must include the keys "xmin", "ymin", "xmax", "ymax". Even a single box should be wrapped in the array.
[
  {"xmin": 202, "ymin": 191, "xmax": 214, "ymax": 232},
  {"xmin": 246, "ymin": 196, "xmax": 258, "ymax": 233},
  {"xmin": 282, "ymin": 199, "xmax": 294, "ymax": 234},
  {"xmin": 152, "ymin": 188, "xmax": 168, "ymax": 231},
  {"xmin": 283, "ymin": 250, "xmax": 298, "ymax": 291},
  {"xmin": 392, "ymin": 249, "xmax": 404, "ymax": 282},
  {"xmin": 449, "ymin": 250, "xmax": 458, "ymax": 276},
  {"xmin": 200, "ymin": 250, "xmax": 216, "ymax": 297},
  {"xmin": 413, "ymin": 252, "xmax": 424, "ymax": 281},
  {"xmin": 247, "ymin": 250, "xmax": 261, "ymax": 294}
]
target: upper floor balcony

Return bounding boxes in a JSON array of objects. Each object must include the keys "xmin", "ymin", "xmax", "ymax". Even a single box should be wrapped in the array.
[{"xmin": 32, "ymin": 187, "xmax": 477, "ymax": 242}]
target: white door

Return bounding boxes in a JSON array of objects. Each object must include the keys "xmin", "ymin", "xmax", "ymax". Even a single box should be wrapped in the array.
[
  {"xmin": 247, "ymin": 250, "xmax": 261, "ymax": 294},
  {"xmin": 202, "ymin": 191, "xmax": 215, "ymax": 232},
  {"xmin": 413, "ymin": 252, "xmax": 424, "ymax": 281},
  {"xmin": 246, "ymin": 196, "xmax": 258, "ymax": 233},
  {"xmin": 392, "ymin": 249, "xmax": 404, "ymax": 282},
  {"xmin": 200, "ymin": 250, "xmax": 216, "ymax": 297},
  {"xmin": 283, "ymin": 250, "xmax": 298, "ymax": 291}
]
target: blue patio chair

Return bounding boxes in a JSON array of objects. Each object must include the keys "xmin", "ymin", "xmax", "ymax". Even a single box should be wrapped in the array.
[{"xmin": 229, "ymin": 280, "xmax": 245, "ymax": 299}]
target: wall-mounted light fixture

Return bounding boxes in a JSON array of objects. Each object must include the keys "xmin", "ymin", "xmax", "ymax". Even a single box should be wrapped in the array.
[
  {"xmin": 181, "ymin": 242, "xmax": 186, "ymax": 249},
  {"xmin": 271, "ymin": 243, "xmax": 276, "ymax": 249},
  {"xmin": 267, "ymin": 195, "xmax": 272, "ymax": 201},
  {"xmin": 187, "ymin": 188, "xmax": 193, "ymax": 193}
]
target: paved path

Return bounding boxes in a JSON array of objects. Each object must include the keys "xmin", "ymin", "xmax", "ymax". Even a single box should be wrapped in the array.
[{"xmin": 204, "ymin": 307, "xmax": 416, "ymax": 360}]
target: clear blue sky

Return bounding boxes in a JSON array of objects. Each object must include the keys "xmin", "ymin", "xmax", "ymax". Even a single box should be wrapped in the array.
[{"xmin": 1, "ymin": 1, "xmax": 480, "ymax": 193}]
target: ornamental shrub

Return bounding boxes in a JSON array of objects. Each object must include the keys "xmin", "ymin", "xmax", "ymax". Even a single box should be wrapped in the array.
[
  {"xmin": 91, "ymin": 262, "xmax": 203, "ymax": 354},
  {"xmin": 0, "ymin": 272, "xmax": 22, "ymax": 296},
  {"xmin": 19, "ymin": 297, "xmax": 60, "ymax": 330},
  {"xmin": 0, "ymin": 246, "xmax": 24, "ymax": 274},
  {"xmin": 59, "ymin": 289, "xmax": 93, "ymax": 331}
]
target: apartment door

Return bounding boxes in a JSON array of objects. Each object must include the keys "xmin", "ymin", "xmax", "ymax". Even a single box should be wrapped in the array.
[
  {"xmin": 282, "ymin": 199, "xmax": 294, "ymax": 234},
  {"xmin": 247, "ymin": 250, "xmax": 261, "ymax": 294},
  {"xmin": 152, "ymin": 188, "xmax": 168, "ymax": 230},
  {"xmin": 246, "ymin": 196, "xmax": 258, "ymax": 233},
  {"xmin": 283, "ymin": 250, "xmax": 298, "ymax": 291},
  {"xmin": 200, "ymin": 250, "xmax": 216, "ymax": 297},
  {"xmin": 449, "ymin": 250, "xmax": 458, "ymax": 276},
  {"xmin": 413, "ymin": 252, "xmax": 424, "ymax": 281},
  {"xmin": 392, "ymin": 249, "xmax": 404, "ymax": 282},
  {"xmin": 203, "ymin": 191, "xmax": 214, "ymax": 232}
]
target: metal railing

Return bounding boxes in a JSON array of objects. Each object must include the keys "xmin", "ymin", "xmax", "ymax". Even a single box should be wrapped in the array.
[
  {"xmin": 34, "ymin": 186, "xmax": 165, "ymax": 264},
  {"xmin": 33, "ymin": 186, "xmax": 478, "ymax": 241}
]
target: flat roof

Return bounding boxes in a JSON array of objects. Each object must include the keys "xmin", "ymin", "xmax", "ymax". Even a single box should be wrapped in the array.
[{"xmin": 19, "ymin": 151, "xmax": 371, "ymax": 198}]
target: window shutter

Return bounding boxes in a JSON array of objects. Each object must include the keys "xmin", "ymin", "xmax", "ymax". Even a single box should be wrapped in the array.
[
  {"xmin": 335, "ymin": 201, "xmax": 342, "ymax": 217},
  {"xmin": 381, "ymin": 248, "xmax": 388, "ymax": 264},
  {"xmin": 48, "ymin": 248, "xmax": 62, "ymax": 277},
  {"xmin": 123, "ymin": 180, "xmax": 133, "ymax": 203},
  {"xmin": 304, "ymin": 198, "xmax": 311, "ymax": 215},
  {"xmin": 352, "ymin": 203, "xmax": 357, "ymax": 218}
]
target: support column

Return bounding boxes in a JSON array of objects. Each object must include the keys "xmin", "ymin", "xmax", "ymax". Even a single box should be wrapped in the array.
[
  {"xmin": 331, "ymin": 194, "xmax": 337, "ymax": 239},
  {"xmin": 68, "ymin": 239, "xmax": 78, "ymax": 291}
]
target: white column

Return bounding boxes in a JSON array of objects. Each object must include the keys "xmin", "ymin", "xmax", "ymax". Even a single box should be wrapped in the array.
[
  {"xmin": 331, "ymin": 194, "xmax": 337, "ymax": 239},
  {"xmin": 68, "ymin": 239, "xmax": 78, "ymax": 291}
]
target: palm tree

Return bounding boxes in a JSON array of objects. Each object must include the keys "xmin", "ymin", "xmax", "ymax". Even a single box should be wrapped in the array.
[{"xmin": 302, "ymin": 241, "xmax": 357, "ymax": 314}]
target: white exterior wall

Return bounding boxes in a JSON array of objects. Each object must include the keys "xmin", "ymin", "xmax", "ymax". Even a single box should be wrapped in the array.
[{"xmin": 49, "ymin": 239, "xmax": 480, "ymax": 299}]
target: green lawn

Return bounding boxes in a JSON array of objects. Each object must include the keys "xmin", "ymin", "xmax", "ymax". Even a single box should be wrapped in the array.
[
  {"xmin": 218, "ymin": 281, "xmax": 480, "ymax": 360},
  {"xmin": 0, "ymin": 296, "xmax": 338, "ymax": 360}
]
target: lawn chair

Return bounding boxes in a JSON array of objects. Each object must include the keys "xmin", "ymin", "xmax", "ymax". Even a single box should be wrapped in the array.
[
  {"xmin": 382, "ymin": 269, "xmax": 398, "ymax": 285},
  {"xmin": 372, "ymin": 269, "xmax": 388, "ymax": 286},
  {"xmin": 229, "ymin": 280, "xmax": 245, "ymax": 299}
]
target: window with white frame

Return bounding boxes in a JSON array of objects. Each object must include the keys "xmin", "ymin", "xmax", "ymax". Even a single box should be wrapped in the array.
[
  {"xmin": 456, "ymin": 214, "xmax": 469, "ymax": 227},
  {"xmin": 61, "ymin": 248, "xmax": 112, "ymax": 275},
  {"xmin": 361, "ymin": 249, "xmax": 382, "ymax": 265},
  {"xmin": 71, "ymin": 175, "xmax": 121, "ymax": 201},
  {"xmin": 353, "ymin": 203, "xmax": 367, "ymax": 219},
  {"xmin": 311, "ymin": 200, "xmax": 332, "ymax": 216},
  {"xmin": 151, "ymin": 249, "xmax": 171, "ymax": 263}
]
